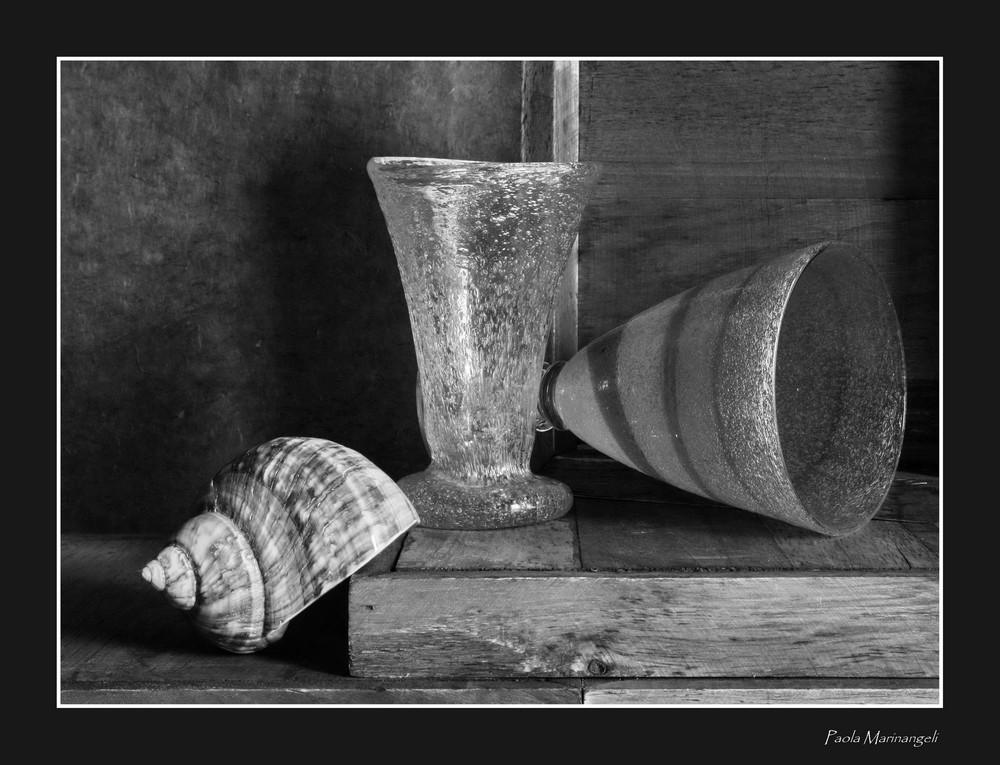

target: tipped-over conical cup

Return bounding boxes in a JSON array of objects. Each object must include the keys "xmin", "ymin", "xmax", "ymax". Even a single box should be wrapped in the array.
[{"xmin": 539, "ymin": 241, "xmax": 906, "ymax": 536}]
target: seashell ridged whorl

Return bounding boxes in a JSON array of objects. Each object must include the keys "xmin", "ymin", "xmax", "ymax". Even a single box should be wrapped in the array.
[{"xmin": 142, "ymin": 437, "xmax": 420, "ymax": 653}]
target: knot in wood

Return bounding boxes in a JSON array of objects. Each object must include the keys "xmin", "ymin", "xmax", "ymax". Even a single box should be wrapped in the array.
[{"xmin": 587, "ymin": 658, "xmax": 609, "ymax": 676}]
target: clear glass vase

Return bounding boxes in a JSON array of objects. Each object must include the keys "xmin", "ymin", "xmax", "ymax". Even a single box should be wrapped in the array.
[{"xmin": 368, "ymin": 157, "xmax": 602, "ymax": 529}]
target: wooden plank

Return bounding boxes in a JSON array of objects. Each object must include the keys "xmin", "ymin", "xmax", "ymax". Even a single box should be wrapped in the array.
[
  {"xmin": 763, "ymin": 517, "xmax": 939, "ymax": 571},
  {"xmin": 586, "ymin": 687, "xmax": 939, "ymax": 705},
  {"xmin": 896, "ymin": 378, "xmax": 939, "ymax": 476},
  {"xmin": 550, "ymin": 59, "xmax": 581, "ymax": 375},
  {"xmin": 579, "ymin": 60, "xmax": 939, "ymax": 199},
  {"xmin": 577, "ymin": 197, "xmax": 939, "ymax": 377},
  {"xmin": 63, "ymin": 678, "xmax": 941, "ymax": 706},
  {"xmin": 348, "ymin": 572, "xmax": 938, "ymax": 678},
  {"xmin": 581, "ymin": 678, "xmax": 939, "ymax": 705},
  {"xmin": 576, "ymin": 497, "xmax": 795, "ymax": 571},
  {"xmin": 552, "ymin": 61, "xmax": 579, "ymax": 165},
  {"xmin": 879, "ymin": 472, "xmax": 941, "ymax": 521},
  {"xmin": 356, "ymin": 533, "xmax": 408, "ymax": 576},
  {"xmin": 62, "ymin": 679, "xmax": 582, "ymax": 706},
  {"xmin": 542, "ymin": 448, "xmax": 939, "ymax": 517},
  {"xmin": 397, "ymin": 513, "xmax": 579, "ymax": 571},
  {"xmin": 572, "ymin": 481, "xmax": 938, "ymax": 572},
  {"xmin": 539, "ymin": 445, "xmax": 725, "ymax": 505},
  {"xmin": 876, "ymin": 468, "xmax": 940, "ymax": 556},
  {"xmin": 522, "ymin": 60, "xmax": 580, "ymax": 359},
  {"xmin": 576, "ymin": 497, "xmax": 938, "ymax": 572},
  {"xmin": 579, "ymin": 156, "xmax": 937, "ymax": 202},
  {"xmin": 523, "ymin": 60, "xmax": 582, "ymax": 469}
]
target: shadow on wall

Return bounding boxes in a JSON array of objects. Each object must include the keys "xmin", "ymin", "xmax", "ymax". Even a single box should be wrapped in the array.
[
  {"xmin": 252, "ymin": 126, "xmax": 425, "ymax": 480},
  {"xmin": 61, "ymin": 60, "xmax": 527, "ymax": 535},
  {"xmin": 888, "ymin": 61, "xmax": 939, "ymax": 476},
  {"xmin": 61, "ymin": 60, "xmax": 527, "ymax": 534},
  {"xmin": 62, "ymin": 159, "xmax": 423, "ymax": 536},
  {"xmin": 60, "ymin": 128, "xmax": 426, "ymax": 534}
]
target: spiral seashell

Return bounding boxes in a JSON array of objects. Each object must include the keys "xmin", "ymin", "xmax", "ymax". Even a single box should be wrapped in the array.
[{"xmin": 142, "ymin": 436, "xmax": 420, "ymax": 653}]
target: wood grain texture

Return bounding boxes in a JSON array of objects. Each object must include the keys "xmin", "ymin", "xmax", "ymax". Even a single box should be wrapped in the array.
[
  {"xmin": 355, "ymin": 534, "xmax": 408, "ymax": 576},
  {"xmin": 521, "ymin": 61, "xmax": 554, "ymax": 164},
  {"xmin": 62, "ymin": 512, "xmax": 940, "ymax": 702},
  {"xmin": 574, "ymin": 59, "xmax": 939, "ymax": 474},
  {"xmin": 877, "ymin": 471, "xmax": 940, "ymax": 556},
  {"xmin": 541, "ymin": 447, "xmax": 939, "ymax": 511},
  {"xmin": 546, "ymin": 453, "xmax": 939, "ymax": 571},
  {"xmin": 577, "ymin": 197, "xmax": 938, "ymax": 377},
  {"xmin": 62, "ymin": 534, "xmax": 592, "ymax": 704},
  {"xmin": 524, "ymin": 60, "xmax": 583, "ymax": 469},
  {"xmin": 397, "ymin": 514, "xmax": 579, "ymax": 571},
  {"xmin": 579, "ymin": 60, "xmax": 938, "ymax": 198},
  {"xmin": 348, "ymin": 572, "xmax": 938, "ymax": 678},
  {"xmin": 582, "ymin": 679, "xmax": 939, "ymax": 705},
  {"xmin": 62, "ymin": 680, "xmax": 582, "ymax": 706},
  {"xmin": 63, "ymin": 678, "xmax": 940, "ymax": 706},
  {"xmin": 575, "ymin": 496, "xmax": 936, "ymax": 573}
]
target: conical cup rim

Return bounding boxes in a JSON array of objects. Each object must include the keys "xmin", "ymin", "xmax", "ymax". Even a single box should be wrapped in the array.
[{"xmin": 770, "ymin": 241, "xmax": 907, "ymax": 534}]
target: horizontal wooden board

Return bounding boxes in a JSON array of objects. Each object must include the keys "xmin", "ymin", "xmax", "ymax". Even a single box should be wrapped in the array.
[
  {"xmin": 348, "ymin": 572, "xmax": 938, "ymax": 679},
  {"xmin": 61, "ymin": 679, "xmax": 583, "ymax": 706},
  {"xmin": 574, "ymin": 498, "xmax": 938, "ymax": 572},
  {"xmin": 62, "ymin": 677, "xmax": 940, "ymax": 706},
  {"xmin": 579, "ymin": 158, "xmax": 938, "ymax": 203},
  {"xmin": 579, "ymin": 60, "xmax": 939, "ymax": 199},
  {"xmin": 397, "ymin": 514, "xmax": 579, "ymax": 571},
  {"xmin": 581, "ymin": 678, "xmax": 939, "ymax": 705},
  {"xmin": 577, "ymin": 198, "xmax": 939, "ymax": 380},
  {"xmin": 540, "ymin": 448, "xmax": 939, "ymax": 514},
  {"xmin": 540, "ymin": 445, "xmax": 728, "ymax": 505}
]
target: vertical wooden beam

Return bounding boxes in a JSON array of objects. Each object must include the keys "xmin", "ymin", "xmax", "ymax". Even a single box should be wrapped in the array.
[
  {"xmin": 552, "ymin": 61, "xmax": 580, "ymax": 163},
  {"xmin": 521, "ymin": 61, "xmax": 555, "ymax": 163},
  {"xmin": 550, "ymin": 61, "xmax": 581, "ymax": 365},
  {"xmin": 523, "ymin": 60, "xmax": 581, "ymax": 467}
]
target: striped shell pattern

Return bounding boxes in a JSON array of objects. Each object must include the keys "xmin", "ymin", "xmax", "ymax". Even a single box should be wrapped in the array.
[{"xmin": 142, "ymin": 437, "xmax": 420, "ymax": 653}]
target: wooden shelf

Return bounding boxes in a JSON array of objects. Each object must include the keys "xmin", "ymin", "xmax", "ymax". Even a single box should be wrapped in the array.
[
  {"xmin": 60, "ymin": 451, "xmax": 939, "ymax": 705},
  {"xmin": 348, "ymin": 450, "xmax": 939, "ymax": 700}
]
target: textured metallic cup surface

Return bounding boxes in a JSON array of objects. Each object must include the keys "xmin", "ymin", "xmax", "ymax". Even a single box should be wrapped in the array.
[
  {"xmin": 368, "ymin": 157, "xmax": 602, "ymax": 529},
  {"xmin": 543, "ymin": 241, "xmax": 906, "ymax": 536}
]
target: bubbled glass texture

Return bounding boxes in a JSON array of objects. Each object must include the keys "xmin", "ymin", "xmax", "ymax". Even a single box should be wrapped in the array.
[{"xmin": 368, "ymin": 157, "xmax": 601, "ymax": 529}]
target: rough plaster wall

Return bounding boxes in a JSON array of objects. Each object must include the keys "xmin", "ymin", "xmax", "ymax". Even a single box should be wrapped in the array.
[{"xmin": 61, "ymin": 60, "xmax": 524, "ymax": 534}]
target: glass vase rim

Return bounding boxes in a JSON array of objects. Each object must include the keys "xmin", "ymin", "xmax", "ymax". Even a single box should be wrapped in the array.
[{"xmin": 367, "ymin": 156, "xmax": 603, "ymax": 176}]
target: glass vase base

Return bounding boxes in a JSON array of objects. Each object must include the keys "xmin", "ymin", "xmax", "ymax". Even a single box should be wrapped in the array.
[{"xmin": 397, "ymin": 468, "xmax": 573, "ymax": 530}]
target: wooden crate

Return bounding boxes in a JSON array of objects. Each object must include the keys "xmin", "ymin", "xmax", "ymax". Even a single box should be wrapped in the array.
[{"xmin": 347, "ymin": 449, "xmax": 939, "ymax": 702}]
